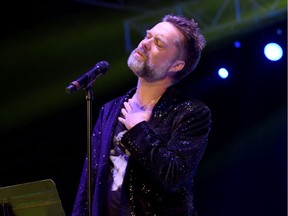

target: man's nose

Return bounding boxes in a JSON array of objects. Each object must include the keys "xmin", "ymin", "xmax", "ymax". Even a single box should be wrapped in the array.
[{"xmin": 141, "ymin": 38, "xmax": 151, "ymax": 51}]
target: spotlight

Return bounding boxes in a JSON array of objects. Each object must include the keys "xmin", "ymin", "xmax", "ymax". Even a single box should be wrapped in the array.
[
  {"xmin": 234, "ymin": 41, "xmax": 241, "ymax": 48},
  {"xmin": 218, "ymin": 68, "xmax": 229, "ymax": 79},
  {"xmin": 264, "ymin": 42, "xmax": 283, "ymax": 61},
  {"xmin": 276, "ymin": 28, "xmax": 282, "ymax": 35}
]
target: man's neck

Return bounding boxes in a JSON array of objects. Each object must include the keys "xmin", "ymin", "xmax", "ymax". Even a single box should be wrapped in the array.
[{"xmin": 134, "ymin": 78, "xmax": 171, "ymax": 106}]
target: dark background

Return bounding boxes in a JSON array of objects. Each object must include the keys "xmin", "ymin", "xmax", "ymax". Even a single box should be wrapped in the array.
[{"xmin": 0, "ymin": 1, "xmax": 286, "ymax": 215}]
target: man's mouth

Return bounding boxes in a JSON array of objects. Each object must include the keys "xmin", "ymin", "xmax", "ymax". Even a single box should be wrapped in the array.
[{"xmin": 134, "ymin": 48, "xmax": 147, "ymax": 60}]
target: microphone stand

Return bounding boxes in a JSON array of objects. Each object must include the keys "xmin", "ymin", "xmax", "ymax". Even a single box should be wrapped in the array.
[
  {"xmin": 85, "ymin": 86, "xmax": 93, "ymax": 216},
  {"xmin": 66, "ymin": 61, "xmax": 109, "ymax": 215}
]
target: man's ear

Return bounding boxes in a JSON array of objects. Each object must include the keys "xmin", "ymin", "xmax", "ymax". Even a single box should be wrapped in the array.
[{"xmin": 170, "ymin": 60, "xmax": 185, "ymax": 72}]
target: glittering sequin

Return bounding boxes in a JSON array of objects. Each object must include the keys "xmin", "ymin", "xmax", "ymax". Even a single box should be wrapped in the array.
[{"xmin": 72, "ymin": 87, "xmax": 211, "ymax": 216}]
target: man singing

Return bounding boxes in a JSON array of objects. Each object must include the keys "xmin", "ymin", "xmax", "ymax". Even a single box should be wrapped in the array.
[{"xmin": 72, "ymin": 14, "xmax": 211, "ymax": 216}]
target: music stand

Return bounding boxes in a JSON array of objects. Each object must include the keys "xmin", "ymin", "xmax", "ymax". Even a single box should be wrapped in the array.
[{"xmin": 0, "ymin": 179, "xmax": 65, "ymax": 216}]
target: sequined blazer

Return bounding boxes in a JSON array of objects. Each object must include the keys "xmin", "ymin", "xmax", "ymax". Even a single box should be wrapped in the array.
[{"xmin": 72, "ymin": 86, "xmax": 211, "ymax": 216}]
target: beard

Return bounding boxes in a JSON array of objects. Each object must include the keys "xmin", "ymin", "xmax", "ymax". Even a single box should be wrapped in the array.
[{"xmin": 127, "ymin": 48, "xmax": 173, "ymax": 82}]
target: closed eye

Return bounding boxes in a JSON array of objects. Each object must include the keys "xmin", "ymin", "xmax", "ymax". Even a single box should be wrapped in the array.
[
  {"xmin": 145, "ymin": 31, "xmax": 152, "ymax": 39},
  {"xmin": 155, "ymin": 38, "xmax": 164, "ymax": 48},
  {"xmin": 145, "ymin": 30, "xmax": 166, "ymax": 48}
]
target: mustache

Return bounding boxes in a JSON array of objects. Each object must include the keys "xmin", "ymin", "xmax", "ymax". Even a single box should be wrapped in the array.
[{"xmin": 134, "ymin": 47, "xmax": 148, "ymax": 59}]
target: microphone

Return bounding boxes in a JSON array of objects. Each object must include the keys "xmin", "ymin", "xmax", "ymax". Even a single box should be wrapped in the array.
[{"xmin": 65, "ymin": 61, "xmax": 109, "ymax": 94}]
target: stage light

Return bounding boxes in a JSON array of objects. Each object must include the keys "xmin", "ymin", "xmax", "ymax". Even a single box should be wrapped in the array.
[
  {"xmin": 276, "ymin": 28, "xmax": 282, "ymax": 35},
  {"xmin": 264, "ymin": 42, "xmax": 283, "ymax": 61},
  {"xmin": 234, "ymin": 41, "xmax": 241, "ymax": 48},
  {"xmin": 218, "ymin": 68, "xmax": 229, "ymax": 79}
]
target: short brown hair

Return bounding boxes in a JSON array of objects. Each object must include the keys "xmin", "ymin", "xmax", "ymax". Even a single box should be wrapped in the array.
[{"xmin": 162, "ymin": 14, "xmax": 206, "ymax": 81}]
